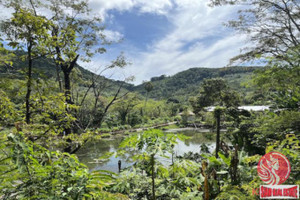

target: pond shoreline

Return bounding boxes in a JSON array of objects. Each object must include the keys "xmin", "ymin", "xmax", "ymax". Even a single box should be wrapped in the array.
[
  {"xmin": 77, "ymin": 128, "xmax": 219, "ymax": 173},
  {"xmin": 100, "ymin": 122, "xmax": 224, "ymax": 137},
  {"xmin": 99, "ymin": 121, "xmax": 178, "ymax": 136},
  {"xmin": 165, "ymin": 127, "xmax": 226, "ymax": 133}
]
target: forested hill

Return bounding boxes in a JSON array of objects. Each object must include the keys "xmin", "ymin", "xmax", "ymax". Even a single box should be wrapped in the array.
[
  {"xmin": 0, "ymin": 53, "xmax": 259, "ymax": 100},
  {"xmin": 0, "ymin": 52, "xmax": 133, "ymax": 96},
  {"xmin": 132, "ymin": 66, "xmax": 260, "ymax": 100}
]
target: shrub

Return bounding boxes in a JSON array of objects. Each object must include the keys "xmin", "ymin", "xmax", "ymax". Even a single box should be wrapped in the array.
[{"xmin": 101, "ymin": 133, "xmax": 111, "ymax": 138}]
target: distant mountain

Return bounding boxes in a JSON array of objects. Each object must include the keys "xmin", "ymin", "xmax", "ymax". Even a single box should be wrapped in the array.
[
  {"xmin": 131, "ymin": 66, "xmax": 260, "ymax": 101},
  {"xmin": 0, "ymin": 53, "xmax": 260, "ymax": 102},
  {"xmin": 0, "ymin": 52, "xmax": 133, "ymax": 96}
]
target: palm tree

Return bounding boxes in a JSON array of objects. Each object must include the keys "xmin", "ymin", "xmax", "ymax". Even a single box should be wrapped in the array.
[{"xmin": 143, "ymin": 81, "xmax": 154, "ymax": 116}]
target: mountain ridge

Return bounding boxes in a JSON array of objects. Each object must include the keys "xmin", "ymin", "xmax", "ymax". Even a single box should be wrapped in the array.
[
  {"xmin": 132, "ymin": 66, "xmax": 259, "ymax": 100},
  {"xmin": 0, "ymin": 54, "xmax": 260, "ymax": 101}
]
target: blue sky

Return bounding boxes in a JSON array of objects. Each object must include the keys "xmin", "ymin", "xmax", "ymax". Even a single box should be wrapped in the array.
[
  {"xmin": 0, "ymin": 0, "xmax": 248, "ymax": 85},
  {"xmin": 83, "ymin": 0, "xmax": 248, "ymax": 84},
  {"xmin": 109, "ymin": 10, "xmax": 173, "ymax": 49}
]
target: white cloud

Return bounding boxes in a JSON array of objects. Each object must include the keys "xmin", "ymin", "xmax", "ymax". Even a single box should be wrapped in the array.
[
  {"xmin": 103, "ymin": 29, "xmax": 124, "ymax": 42},
  {"xmin": 136, "ymin": 0, "xmax": 173, "ymax": 15},
  {"xmin": 110, "ymin": 0, "xmax": 247, "ymax": 84},
  {"xmin": 89, "ymin": 0, "xmax": 173, "ymax": 20},
  {"xmin": 124, "ymin": 33, "xmax": 246, "ymax": 83},
  {"xmin": 0, "ymin": 5, "xmax": 13, "ymax": 21},
  {"xmin": 65, "ymin": 0, "xmax": 248, "ymax": 84}
]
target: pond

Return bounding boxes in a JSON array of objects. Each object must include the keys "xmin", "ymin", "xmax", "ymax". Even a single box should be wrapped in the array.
[{"xmin": 76, "ymin": 128, "xmax": 221, "ymax": 173}]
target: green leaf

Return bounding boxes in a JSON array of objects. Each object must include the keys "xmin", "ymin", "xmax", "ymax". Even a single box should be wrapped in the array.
[{"xmin": 218, "ymin": 152, "xmax": 231, "ymax": 166}]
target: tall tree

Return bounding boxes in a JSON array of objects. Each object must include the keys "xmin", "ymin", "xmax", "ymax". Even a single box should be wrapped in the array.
[
  {"xmin": 191, "ymin": 78, "xmax": 240, "ymax": 113},
  {"xmin": 45, "ymin": 0, "xmax": 107, "ymax": 105},
  {"xmin": 191, "ymin": 78, "xmax": 240, "ymax": 157},
  {"xmin": 1, "ymin": 7, "xmax": 51, "ymax": 124},
  {"xmin": 210, "ymin": 0, "xmax": 300, "ymax": 65},
  {"xmin": 113, "ymin": 93, "xmax": 140, "ymax": 125},
  {"xmin": 143, "ymin": 81, "xmax": 154, "ymax": 116},
  {"xmin": 2, "ymin": 0, "xmax": 127, "ymax": 153}
]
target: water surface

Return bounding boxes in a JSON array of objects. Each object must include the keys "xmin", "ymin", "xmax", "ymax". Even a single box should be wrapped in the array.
[{"xmin": 76, "ymin": 129, "xmax": 218, "ymax": 173}]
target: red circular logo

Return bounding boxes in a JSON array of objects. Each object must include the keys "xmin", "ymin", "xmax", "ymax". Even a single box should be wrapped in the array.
[{"xmin": 257, "ymin": 152, "xmax": 291, "ymax": 185}]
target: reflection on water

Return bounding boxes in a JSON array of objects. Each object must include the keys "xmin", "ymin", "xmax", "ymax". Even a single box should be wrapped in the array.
[{"xmin": 76, "ymin": 129, "xmax": 217, "ymax": 173}]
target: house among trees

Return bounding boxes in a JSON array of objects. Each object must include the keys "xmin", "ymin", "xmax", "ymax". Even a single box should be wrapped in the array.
[{"xmin": 179, "ymin": 110, "xmax": 195, "ymax": 123}]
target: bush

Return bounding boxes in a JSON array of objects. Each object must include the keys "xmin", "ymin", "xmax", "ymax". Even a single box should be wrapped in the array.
[
  {"xmin": 101, "ymin": 133, "xmax": 111, "ymax": 138},
  {"xmin": 112, "ymin": 127, "xmax": 120, "ymax": 131},
  {"xmin": 174, "ymin": 115, "xmax": 181, "ymax": 121},
  {"xmin": 97, "ymin": 127, "xmax": 111, "ymax": 133},
  {"xmin": 203, "ymin": 112, "xmax": 215, "ymax": 126}
]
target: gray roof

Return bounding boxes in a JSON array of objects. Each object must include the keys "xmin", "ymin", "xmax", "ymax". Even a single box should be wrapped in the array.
[{"xmin": 206, "ymin": 105, "xmax": 270, "ymax": 112}]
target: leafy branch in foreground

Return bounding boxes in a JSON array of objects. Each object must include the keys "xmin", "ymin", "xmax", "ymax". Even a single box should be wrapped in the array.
[
  {"xmin": 107, "ymin": 129, "xmax": 205, "ymax": 200},
  {"xmin": 0, "ymin": 132, "xmax": 128, "ymax": 200}
]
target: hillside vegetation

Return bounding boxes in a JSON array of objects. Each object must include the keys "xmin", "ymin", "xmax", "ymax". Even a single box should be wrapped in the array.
[
  {"xmin": 1, "ymin": 55, "xmax": 260, "ymax": 103},
  {"xmin": 134, "ymin": 66, "xmax": 259, "ymax": 101}
]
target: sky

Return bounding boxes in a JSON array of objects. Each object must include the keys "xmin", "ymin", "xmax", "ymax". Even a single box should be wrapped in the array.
[
  {"xmin": 0, "ymin": 0, "xmax": 248, "ymax": 85},
  {"xmin": 83, "ymin": 0, "xmax": 248, "ymax": 84}
]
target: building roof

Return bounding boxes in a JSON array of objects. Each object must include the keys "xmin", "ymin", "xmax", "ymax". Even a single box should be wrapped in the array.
[{"xmin": 206, "ymin": 105, "xmax": 270, "ymax": 112}]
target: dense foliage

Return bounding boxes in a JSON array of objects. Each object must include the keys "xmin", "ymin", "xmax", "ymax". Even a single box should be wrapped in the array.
[
  {"xmin": 0, "ymin": 0, "xmax": 300, "ymax": 199},
  {"xmin": 134, "ymin": 67, "xmax": 258, "ymax": 102}
]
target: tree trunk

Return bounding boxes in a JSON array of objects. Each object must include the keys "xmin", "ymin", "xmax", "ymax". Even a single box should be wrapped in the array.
[
  {"xmin": 120, "ymin": 112, "xmax": 127, "ymax": 125},
  {"xmin": 230, "ymin": 145, "xmax": 239, "ymax": 185},
  {"xmin": 151, "ymin": 154, "xmax": 156, "ymax": 200},
  {"xmin": 63, "ymin": 69, "xmax": 72, "ymax": 104},
  {"xmin": 60, "ymin": 55, "xmax": 79, "ymax": 105},
  {"xmin": 143, "ymin": 92, "xmax": 148, "ymax": 117},
  {"xmin": 215, "ymin": 111, "xmax": 221, "ymax": 158},
  {"xmin": 62, "ymin": 69, "xmax": 73, "ymax": 153},
  {"xmin": 56, "ymin": 63, "xmax": 63, "ymax": 92},
  {"xmin": 202, "ymin": 161, "xmax": 210, "ymax": 200},
  {"xmin": 52, "ymin": 27, "xmax": 63, "ymax": 93},
  {"xmin": 61, "ymin": 55, "xmax": 79, "ymax": 153},
  {"xmin": 60, "ymin": 68, "xmax": 73, "ymax": 153},
  {"xmin": 25, "ymin": 42, "xmax": 33, "ymax": 124}
]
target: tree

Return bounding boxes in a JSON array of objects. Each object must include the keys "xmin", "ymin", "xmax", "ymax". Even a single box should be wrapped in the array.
[
  {"xmin": 167, "ymin": 98, "xmax": 180, "ymax": 116},
  {"xmin": 0, "ymin": 90, "xmax": 18, "ymax": 126},
  {"xmin": 44, "ymin": 1, "xmax": 128, "ymax": 152},
  {"xmin": 77, "ymin": 58, "xmax": 129, "ymax": 130},
  {"xmin": 0, "ymin": 42, "xmax": 14, "ymax": 68},
  {"xmin": 209, "ymin": 0, "xmax": 300, "ymax": 108},
  {"xmin": 191, "ymin": 78, "xmax": 240, "ymax": 113},
  {"xmin": 214, "ymin": 107, "xmax": 223, "ymax": 158},
  {"xmin": 191, "ymin": 78, "xmax": 240, "ymax": 158},
  {"xmin": 210, "ymin": 0, "xmax": 300, "ymax": 64},
  {"xmin": 143, "ymin": 81, "xmax": 154, "ymax": 116},
  {"xmin": 92, "ymin": 81, "xmax": 129, "ymax": 128},
  {"xmin": 1, "ymin": 0, "xmax": 128, "ymax": 153},
  {"xmin": 44, "ymin": 0, "xmax": 106, "ymax": 104},
  {"xmin": 253, "ymin": 50, "xmax": 300, "ymax": 110},
  {"xmin": 1, "ymin": 8, "xmax": 52, "ymax": 124},
  {"xmin": 117, "ymin": 129, "xmax": 188, "ymax": 200},
  {"xmin": 113, "ymin": 93, "xmax": 140, "ymax": 125}
]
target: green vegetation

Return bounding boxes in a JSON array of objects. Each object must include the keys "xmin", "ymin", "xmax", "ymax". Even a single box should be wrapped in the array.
[
  {"xmin": 134, "ymin": 67, "xmax": 258, "ymax": 102},
  {"xmin": 0, "ymin": 0, "xmax": 300, "ymax": 199}
]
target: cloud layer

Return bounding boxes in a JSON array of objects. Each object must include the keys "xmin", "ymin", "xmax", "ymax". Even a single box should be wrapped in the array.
[{"xmin": 86, "ymin": 0, "xmax": 247, "ymax": 84}]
